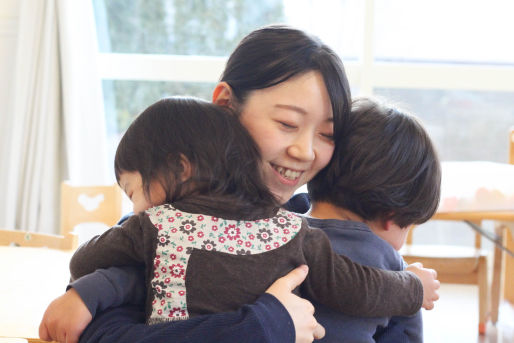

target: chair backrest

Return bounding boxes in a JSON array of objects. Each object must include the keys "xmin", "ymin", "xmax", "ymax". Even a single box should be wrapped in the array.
[
  {"xmin": 505, "ymin": 128, "xmax": 514, "ymax": 259},
  {"xmin": 0, "ymin": 229, "xmax": 78, "ymax": 250},
  {"xmin": 60, "ymin": 182, "xmax": 123, "ymax": 235}
]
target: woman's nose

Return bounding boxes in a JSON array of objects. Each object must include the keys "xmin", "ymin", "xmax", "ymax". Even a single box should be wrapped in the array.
[{"xmin": 287, "ymin": 135, "xmax": 315, "ymax": 162}]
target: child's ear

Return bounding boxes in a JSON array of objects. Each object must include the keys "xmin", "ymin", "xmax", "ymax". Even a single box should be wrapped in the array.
[
  {"xmin": 212, "ymin": 82, "xmax": 233, "ymax": 107},
  {"xmin": 383, "ymin": 219, "xmax": 395, "ymax": 231},
  {"xmin": 179, "ymin": 154, "xmax": 192, "ymax": 182}
]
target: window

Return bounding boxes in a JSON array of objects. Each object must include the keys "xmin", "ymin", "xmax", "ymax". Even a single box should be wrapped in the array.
[{"xmin": 93, "ymin": 0, "xmax": 514, "ymax": 173}]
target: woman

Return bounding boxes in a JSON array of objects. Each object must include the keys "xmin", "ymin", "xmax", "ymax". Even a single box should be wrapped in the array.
[{"xmin": 40, "ymin": 25, "xmax": 437, "ymax": 343}]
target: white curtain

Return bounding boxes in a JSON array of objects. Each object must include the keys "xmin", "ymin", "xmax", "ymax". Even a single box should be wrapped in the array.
[{"xmin": 1, "ymin": 0, "xmax": 108, "ymax": 234}]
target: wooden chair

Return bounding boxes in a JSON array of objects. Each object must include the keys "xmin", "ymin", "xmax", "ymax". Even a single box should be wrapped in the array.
[
  {"xmin": 401, "ymin": 221, "xmax": 489, "ymax": 334},
  {"xmin": 0, "ymin": 229, "xmax": 78, "ymax": 250},
  {"xmin": 60, "ymin": 182, "xmax": 123, "ymax": 236}
]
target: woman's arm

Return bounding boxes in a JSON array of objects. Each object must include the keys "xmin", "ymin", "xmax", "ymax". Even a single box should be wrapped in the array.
[{"xmin": 40, "ymin": 266, "xmax": 324, "ymax": 343}]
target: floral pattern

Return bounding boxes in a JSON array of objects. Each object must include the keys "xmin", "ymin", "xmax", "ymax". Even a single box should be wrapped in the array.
[{"xmin": 146, "ymin": 205, "xmax": 301, "ymax": 322}]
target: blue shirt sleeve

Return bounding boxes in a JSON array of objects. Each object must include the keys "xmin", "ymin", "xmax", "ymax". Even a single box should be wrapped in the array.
[{"xmin": 78, "ymin": 293, "xmax": 294, "ymax": 343}]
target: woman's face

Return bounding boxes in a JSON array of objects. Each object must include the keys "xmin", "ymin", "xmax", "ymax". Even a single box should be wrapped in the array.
[{"xmin": 237, "ymin": 71, "xmax": 334, "ymax": 203}]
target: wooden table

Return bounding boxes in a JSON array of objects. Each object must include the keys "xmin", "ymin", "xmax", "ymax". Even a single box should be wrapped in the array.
[{"xmin": 0, "ymin": 246, "xmax": 72, "ymax": 340}]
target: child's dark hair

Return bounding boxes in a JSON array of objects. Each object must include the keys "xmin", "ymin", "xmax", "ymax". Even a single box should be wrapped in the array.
[
  {"xmin": 308, "ymin": 97, "xmax": 441, "ymax": 227},
  {"xmin": 115, "ymin": 96, "xmax": 279, "ymax": 220}
]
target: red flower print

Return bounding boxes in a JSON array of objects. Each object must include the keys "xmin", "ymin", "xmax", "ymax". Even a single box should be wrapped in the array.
[
  {"xmin": 218, "ymin": 236, "xmax": 226, "ymax": 243},
  {"xmin": 263, "ymin": 218, "xmax": 270, "ymax": 222},
  {"xmin": 157, "ymin": 309, "xmax": 162, "ymax": 315},
  {"xmin": 282, "ymin": 237, "xmax": 287, "ymax": 242},
  {"xmin": 178, "ymin": 291, "xmax": 185, "ymax": 296},
  {"xmin": 157, "ymin": 224, "xmax": 164, "ymax": 231},
  {"xmin": 169, "ymin": 264, "xmax": 185, "ymax": 279},
  {"xmin": 292, "ymin": 225, "xmax": 298, "ymax": 229},
  {"xmin": 212, "ymin": 217, "xmax": 219, "ymax": 222},
  {"xmin": 170, "ymin": 254, "xmax": 176, "ymax": 260},
  {"xmin": 161, "ymin": 267, "xmax": 167, "ymax": 273},
  {"xmin": 168, "ymin": 217, "xmax": 175, "ymax": 223},
  {"xmin": 154, "ymin": 260, "xmax": 161, "ymax": 268},
  {"xmin": 188, "ymin": 235, "xmax": 194, "ymax": 241},
  {"xmin": 197, "ymin": 215, "xmax": 204, "ymax": 221},
  {"xmin": 154, "ymin": 272, "xmax": 160, "ymax": 278},
  {"xmin": 161, "ymin": 299, "xmax": 165, "ymax": 306},
  {"xmin": 245, "ymin": 222, "xmax": 252, "ymax": 228},
  {"xmin": 249, "ymin": 234, "xmax": 255, "ymax": 240},
  {"xmin": 245, "ymin": 241, "xmax": 252, "ymax": 247},
  {"xmin": 228, "ymin": 247, "xmax": 234, "ymax": 252},
  {"xmin": 224, "ymin": 224, "xmax": 241, "ymax": 240},
  {"xmin": 164, "ymin": 278, "xmax": 171, "ymax": 284},
  {"xmin": 152, "ymin": 299, "xmax": 157, "ymax": 305},
  {"xmin": 177, "ymin": 246, "xmax": 183, "ymax": 252},
  {"xmin": 171, "ymin": 228, "xmax": 177, "ymax": 233},
  {"xmin": 274, "ymin": 242, "xmax": 280, "ymax": 248},
  {"xmin": 176, "ymin": 212, "xmax": 182, "ymax": 218},
  {"xmin": 169, "ymin": 308, "xmax": 186, "ymax": 318},
  {"xmin": 212, "ymin": 225, "xmax": 218, "ymax": 231},
  {"xmin": 283, "ymin": 229, "xmax": 290, "ymax": 234},
  {"xmin": 265, "ymin": 245, "xmax": 271, "ymax": 250},
  {"xmin": 166, "ymin": 292, "xmax": 172, "ymax": 298},
  {"xmin": 237, "ymin": 239, "xmax": 243, "ymax": 245},
  {"xmin": 197, "ymin": 231, "xmax": 204, "ymax": 238},
  {"xmin": 156, "ymin": 211, "xmax": 162, "ymax": 216}
]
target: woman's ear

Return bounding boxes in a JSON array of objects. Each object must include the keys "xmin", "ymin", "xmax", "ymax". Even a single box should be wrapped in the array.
[
  {"xmin": 212, "ymin": 82, "xmax": 233, "ymax": 107},
  {"xmin": 179, "ymin": 154, "xmax": 193, "ymax": 182}
]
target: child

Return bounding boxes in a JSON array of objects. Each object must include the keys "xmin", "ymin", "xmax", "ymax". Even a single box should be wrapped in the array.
[
  {"xmin": 69, "ymin": 96, "xmax": 427, "ymax": 325},
  {"xmin": 297, "ymin": 97, "xmax": 441, "ymax": 342}
]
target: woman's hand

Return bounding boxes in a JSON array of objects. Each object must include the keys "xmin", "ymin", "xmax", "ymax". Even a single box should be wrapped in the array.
[
  {"xmin": 266, "ymin": 265, "xmax": 325, "ymax": 342},
  {"xmin": 39, "ymin": 288, "xmax": 92, "ymax": 343},
  {"xmin": 406, "ymin": 262, "xmax": 440, "ymax": 310}
]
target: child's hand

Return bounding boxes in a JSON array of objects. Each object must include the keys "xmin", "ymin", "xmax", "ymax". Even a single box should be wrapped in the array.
[
  {"xmin": 266, "ymin": 265, "xmax": 325, "ymax": 343},
  {"xmin": 39, "ymin": 288, "xmax": 92, "ymax": 343},
  {"xmin": 406, "ymin": 262, "xmax": 440, "ymax": 310}
]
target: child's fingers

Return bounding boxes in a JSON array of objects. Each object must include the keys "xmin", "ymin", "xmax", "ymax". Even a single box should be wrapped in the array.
[{"xmin": 38, "ymin": 321, "xmax": 50, "ymax": 341}]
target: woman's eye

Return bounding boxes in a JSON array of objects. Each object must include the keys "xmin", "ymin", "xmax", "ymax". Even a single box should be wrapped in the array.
[
  {"xmin": 320, "ymin": 133, "xmax": 334, "ymax": 141},
  {"xmin": 279, "ymin": 121, "xmax": 297, "ymax": 129}
]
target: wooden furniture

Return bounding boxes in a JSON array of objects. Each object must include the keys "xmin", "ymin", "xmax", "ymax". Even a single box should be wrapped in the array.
[
  {"xmin": 60, "ymin": 182, "xmax": 123, "ymax": 235},
  {"xmin": 0, "ymin": 246, "xmax": 72, "ymax": 340},
  {"xmin": 0, "ymin": 229, "xmax": 77, "ymax": 251},
  {"xmin": 505, "ymin": 128, "xmax": 514, "ymax": 304},
  {"xmin": 401, "ymin": 158, "xmax": 514, "ymax": 335},
  {"xmin": 402, "ymin": 219, "xmax": 489, "ymax": 334}
]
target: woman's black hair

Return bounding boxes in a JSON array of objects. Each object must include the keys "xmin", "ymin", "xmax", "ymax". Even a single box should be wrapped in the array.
[
  {"xmin": 308, "ymin": 97, "xmax": 441, "ymax": 227},
  {"xmin": 115, "ymin": 96, "xmax": 279, "ymax": 220},
  {"xmin": 221, "ymin": 24, "xmax": 351, "ymax": 141}
]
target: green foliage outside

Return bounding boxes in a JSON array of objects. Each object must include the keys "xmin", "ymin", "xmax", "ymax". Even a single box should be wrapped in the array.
[{"xmin": 94, "ymin": 0, "xmax": 285, "ymax": 135}]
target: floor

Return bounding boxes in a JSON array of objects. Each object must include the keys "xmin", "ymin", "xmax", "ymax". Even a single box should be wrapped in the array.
[{"xmin": 422, "ymin": 284, "xmax": 514, "ymax": 343}]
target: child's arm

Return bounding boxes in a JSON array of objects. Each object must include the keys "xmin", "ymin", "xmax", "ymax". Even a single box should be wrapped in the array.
[
  {"xmin": 69, "ymin": 214, "xmax": 152, "ymax": 281},
  {"xmin": 301, "ymin": 226, "xmax": 438, "ymax": 317}
]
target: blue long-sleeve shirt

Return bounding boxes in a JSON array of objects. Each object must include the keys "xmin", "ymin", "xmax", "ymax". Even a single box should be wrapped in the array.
[{"xmin": 286, "ymin": 193, "xmax": 422, "ymax": 343}]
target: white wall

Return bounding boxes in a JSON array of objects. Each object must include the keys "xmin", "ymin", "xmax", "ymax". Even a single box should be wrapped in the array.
[{"xmin": 0, "ymin": 0, "xmax": 20, "ymax": 226}]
